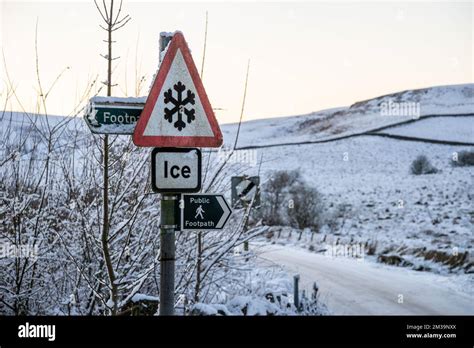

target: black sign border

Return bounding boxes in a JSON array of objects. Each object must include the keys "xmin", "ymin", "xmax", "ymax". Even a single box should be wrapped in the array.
[{"xmin": 151, "ymin": 147, "xmax": 202, "ymax": 193}]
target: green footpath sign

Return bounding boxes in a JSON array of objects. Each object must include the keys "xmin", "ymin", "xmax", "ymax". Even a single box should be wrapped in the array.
[{"xmin": 84, "ymin": 97, "xmax": 145, "ymax": 135}]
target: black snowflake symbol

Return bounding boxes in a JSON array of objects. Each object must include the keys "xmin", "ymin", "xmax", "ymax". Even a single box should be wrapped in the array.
[{"xmin": 164, "ymin": 81, "xmax": 196, "ymax": 131}]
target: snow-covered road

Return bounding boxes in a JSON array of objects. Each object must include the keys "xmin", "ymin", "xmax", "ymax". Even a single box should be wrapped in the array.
[{"xmin": 259, "ymin": 244, "xmax": 474, "ymax": 315}]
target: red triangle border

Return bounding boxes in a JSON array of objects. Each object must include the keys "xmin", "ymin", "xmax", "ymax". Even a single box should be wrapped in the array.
[{"xmin": 133, "ymin": 32, "xmax": 223, "ymax": 148}]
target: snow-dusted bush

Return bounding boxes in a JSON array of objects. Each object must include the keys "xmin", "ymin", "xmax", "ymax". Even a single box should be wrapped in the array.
[
  {"xmin": 410, "ymin": 155, "xmax": 438, "ymax": 175},
  {"xmin": 188, "ymin": 270, "xmax": 328, "ymax": 316},
  {"xmin": 0, "ymin": 112, "xmax": 263, "ymax": 315},
  {"xmin": 298, "ymin": 282, "xmax": 328, "ymax": 315},
  {"xmin": 325, "ymin": 203, "xmax": 351, "ymax": 234},
  {"xmin": 257, "ymin": 170, "xmax": 326, "ymax": 236},
  {"xmin": 258, "ymin": 170, "xmax": 302, "ymax": 225},
  {"xmin": 365, "ymin": 240, "xmax": 378, "ymax": 256},
  {"xmin": 452, "ymin": 150, "xmax": 474, "ymax": 167},
  {"xmin": 286, "ymin": 183, "xmax": 324, "ymax": 231}
]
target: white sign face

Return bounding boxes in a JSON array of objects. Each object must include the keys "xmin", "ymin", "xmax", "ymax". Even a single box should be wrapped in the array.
[
  {"xmin": 144, "ymin": 50, "xmax": 214, "ymax": 137},
  {"xmin": 151, "ymin": 148, "xmax": 201, "ymax": 193}
]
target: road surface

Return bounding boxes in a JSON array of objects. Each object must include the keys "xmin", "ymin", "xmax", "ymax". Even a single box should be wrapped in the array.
[{"xmin": 259, "ymin": 244, "xmax": 474, "ymax": 315}]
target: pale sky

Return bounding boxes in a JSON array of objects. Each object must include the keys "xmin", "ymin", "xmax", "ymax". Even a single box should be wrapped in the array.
[{"xmin": 1, "ymin": 0, "xmax": 472, "ymax": 123}]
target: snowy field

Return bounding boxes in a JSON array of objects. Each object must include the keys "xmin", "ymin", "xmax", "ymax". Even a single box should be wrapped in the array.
[
  {"xmin": 2, "ymin": 85, "xmax": 473, "ymax": 278},
  {"xmin": 247, "ymin": 136, "xmax": 473, "ymax": 273},
  {"xmin": 222, "ymin": 84, "xmax": 474, "ymax": 147},
  {"xmin": 1, "ymin": 83, "xmax": 473, "ymax": 315},
  {"xmin": 379, "ymin": 116, "xmax": 474, "ymax": 143},
  {"xmin": 217, "ymin": 86, "xmax": 473, "ymax": 281}
]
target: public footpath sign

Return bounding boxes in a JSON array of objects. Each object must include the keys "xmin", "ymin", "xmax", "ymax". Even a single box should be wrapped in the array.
[
  {"xmin": 133, "ymin": 32, "xmax": 223, "ymax": 148},
  {"xmin": 180, "ymin": 194, "xmax": 232, "ymax": 231},
  {"xmin": 84, "ymin": 96, "xmax": 145, "ymax": 134},
  {"xmin": 151, "ymin": 148, "xmax": 201, "ymax": 193}
]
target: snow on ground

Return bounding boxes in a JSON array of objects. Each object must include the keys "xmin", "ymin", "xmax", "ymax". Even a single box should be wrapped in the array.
[
  {"xmin": 258, "ymin": 244, "xmax": 474, "ymax": 315},
  {"xmin": 378, "ymin": 116, "xmax": 474, "ymax": 143},
  {"xmin": 2, "ymin": 83, "xmax": 472, "ymax": 315},
  {"xmin": 222, "ymin": 84, "xmax": 473, "ymax": 148},
  {"xmin": 2, "ymin": 84, "xmax": 472, "ymax": 267},
  {"xmin": 240, "ymin": 135, "xmax": 473, "ymax": 274},
  {"xmin": 2, "ymin": 85, "xmax": 472, "ymax": 275},
  {"xmin": 1, "ymin": 111, "xmax": 83, "ymax": 136},
  {"xmin": 2, "ymin": 84, "xmax": 472, "ymax": 162},
  {"xmin": 0, "ymin": 111, "xmax": 89, "ymax": 162},
  {"xmin": 189, "ymin": 266, "xmax": 328, "ymax": 315},
  {"xmin": 221, "ymin": 107, "xmax": 345, "ymax": 147}
]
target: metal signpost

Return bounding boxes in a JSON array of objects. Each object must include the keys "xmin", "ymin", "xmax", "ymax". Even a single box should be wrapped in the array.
[
  {"xmin": 132, "ymin": 32, "xmax": 228, "ymax": 315},
  {"xmin": 84, "ymin": 31, "xmax": 230, "ymax": 316}
]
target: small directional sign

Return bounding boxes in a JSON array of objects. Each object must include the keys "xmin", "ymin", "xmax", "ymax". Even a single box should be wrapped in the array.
[
  {"xmin": 133, "ymin": 32, "xmax": 223, "ymax": 148},
  {"xmin": 151, "ymin": 148, "xmax": 201, "ymax": 193},
  {"xmin": 180, "ymin": 194, "xmax": 232, "ymax": 231},
  {"xmin": 231, "ymin": 176, "xmax": 260, "ymax": 207},
  {"xmin": 84, "ymin": 97, "xmax": 145, "ymax": 134}
]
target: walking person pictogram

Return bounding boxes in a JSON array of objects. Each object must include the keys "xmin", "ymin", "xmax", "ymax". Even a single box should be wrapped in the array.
[{"xmin": 195, "ymin": 205, "xmax": 205, "ymax": 219}]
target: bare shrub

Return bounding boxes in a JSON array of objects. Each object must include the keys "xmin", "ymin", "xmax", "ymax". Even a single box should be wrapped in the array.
[
  {"xmin": 259, "ymin": 170, "xmax": 302, "ymax": 225},
  {"xmin": 410, "ymin": 155, "xmax": 438, "ymax": 175},
  {"xmin": 257, "ymin": 170, "xmax": 328, "ymax": 241},
  {"xmin": 287, "ymin": 183, "xmax": 324, "ymax": 231},
  {"xmin": 452, "ymin": 150, "xmax": 474, "ymax": 167}
]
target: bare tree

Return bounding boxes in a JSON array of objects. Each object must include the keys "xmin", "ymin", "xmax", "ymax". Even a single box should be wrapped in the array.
[
  {"xmin": 0, "ymin": 5, "xmax": 269, "ymax": 316},
  {"xmin": 94, "ymin": 0, "xmax": 131, "ymax": 315}
]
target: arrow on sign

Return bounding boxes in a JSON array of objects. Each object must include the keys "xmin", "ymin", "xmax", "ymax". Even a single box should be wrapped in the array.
[
  {"xmin": 215, "ymin": 196, "xmax": 231, "ymax": 228},
  {"xmin": 180, "ymin": 194, "xmax": 232, "ymax": 231}
]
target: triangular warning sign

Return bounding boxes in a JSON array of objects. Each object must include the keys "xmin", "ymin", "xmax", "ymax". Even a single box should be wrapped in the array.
[{"xmin": 133, "ymin": 32, "xmax": 223, "ymax": 148}]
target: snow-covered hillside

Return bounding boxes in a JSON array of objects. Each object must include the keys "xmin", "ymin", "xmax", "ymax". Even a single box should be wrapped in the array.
[
  {"xmin": 2, "ymin": 83, "xmax": 472, "ymax": 159},
  {"xmin": 1, "ymin": 83, "xmax": 473, "ymax": 316},
  {"xmin": 378, "ymin": 116, "xmax": 474, "ymax": 143},
  {"xmin": 2, "ymin": 83, "xmax": 473, "ymax": 276},
  {"xmin": 222, "ymin": 83, "xmax": 473, "ymax": 147},
  {"xmin": 250, "ymin": 135, "xmax": 473, "ymax": 272}
]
